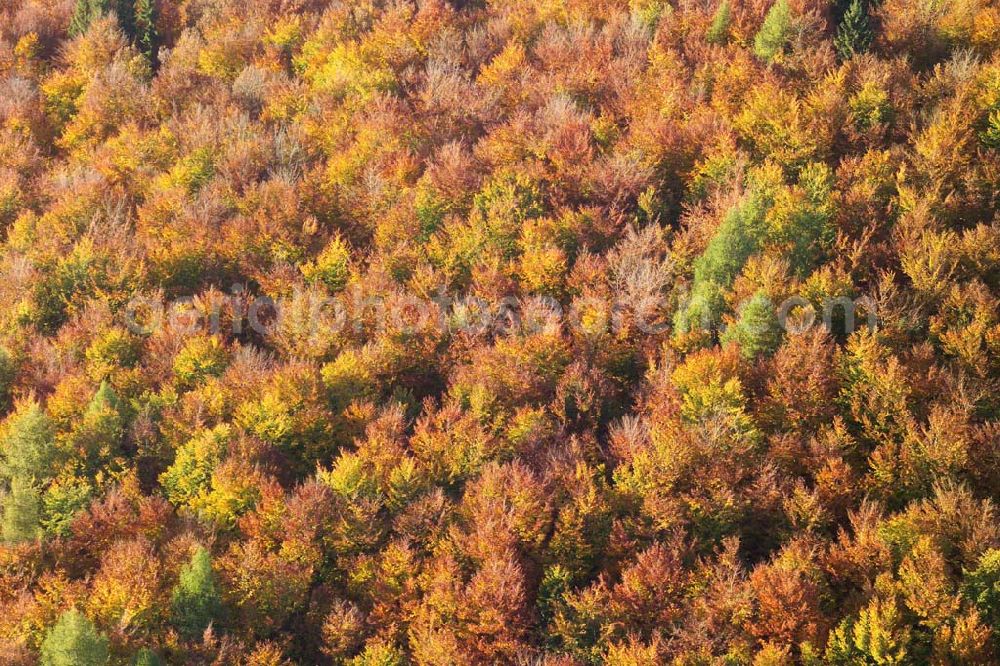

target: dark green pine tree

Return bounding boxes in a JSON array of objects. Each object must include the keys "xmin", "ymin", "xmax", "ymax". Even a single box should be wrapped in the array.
[
  {"xmin": 68, "ymin": 0, "xmax": 140, "ymax": 43},
  {"xmin": 171, "ymin": 546, "xmax": 224, "ymax": 639},
  {"xmin": 133, "ymin": 0, "xmax": 158, "ymax": 63},
  {"xmin": 69, "ymin": 0, "xmax": 110, "ymax": 37},
  {"xmin": 114, "ymin": 0, "xmax": 136, "ymax": 42},
  {"xmin": 834, "ymin": 0, "xmax": 874, "ymax": 60}
]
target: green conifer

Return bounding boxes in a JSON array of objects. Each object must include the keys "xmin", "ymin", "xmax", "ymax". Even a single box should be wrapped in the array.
[
  {"xmin": 68, "ymin": 382, "xmax": 124, "ymax": 472},
  {"xmin": 834, "ymin": 0, "xmax": 874, "ymax": 60},
  {"xmin": 0, "ymin": 347, "xmax": 16, "ymax": 409},
  {"xmin": 40, "ymin": 609, "xmax": 110, "ymax": 666},
  {"xmin": 69, "ymin": 0, "xmax": 111, "ymax": 37},
  {"xmin": 114, "ymin": 0, "xmax": 135, "ymax": 40},
  {"xmin": 721, "ymin": 291, "xmax": 783, "ymax": 359},
  {"xmin": 674, "ymin": 196, "xmax": 769, "ymax": 336},
  {"xmin": 754, "ymin": 0, "xmax": 794, "ymax": 63},
  {"xmin": 980, "ymin": 109, "xmax": 1000, "ymax": 148},
  {"xmin": 1, "ymin": 475, "xmax": 42, "ymax": 543},
  {"xmin": 1, "ymin": 400, "xmax": 56, "ymax": 483},
  {"xmin": 69, "ymin": 0, "xmax": 140, "ymax": 42},
  {"xmin": 133, "ymin": 0, "xmax": 158, "ymax": 63},
  {"xmin": 171, "ymin": 546, "xmax": 224, "ymax": 639},
  {"xmin": 962, "ymin": 549, "xmax": 1000, "ymax": 632},
  {"xmin": 706, "ymin": 0, "xmax": 732, "ymax": 44}
]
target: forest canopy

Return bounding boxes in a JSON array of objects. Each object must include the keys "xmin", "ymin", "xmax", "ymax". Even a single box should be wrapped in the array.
[{"xmin": 1, "ymin": 0, "xmax": 1000, "ymax": 663}]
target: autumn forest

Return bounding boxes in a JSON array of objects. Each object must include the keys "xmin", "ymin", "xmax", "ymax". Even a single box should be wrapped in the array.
[{"xmin": 1, "ymin": 0, "xmax": 1000, "ymax": 663}]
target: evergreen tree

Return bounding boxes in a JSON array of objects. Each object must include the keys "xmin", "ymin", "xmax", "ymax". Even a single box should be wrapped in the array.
[
  {"xmin": 133, "ymin": 0, "xmax": 158, "ymax": 63},
  {"xmin": 40, "ymin": 610, "xmax": 110, "ymax": 666},
  {"xmin": 91, "ymin": 380, "xmax": 123, "ymax": 414},
  {"xmin": 721, "ymin": 292, "xmax": 783, "ymax": 359},
  {"xmin": 674, "ymin": 280, "xmax": 727, "ymax": 336},
  {"xmin": 69, "ymin": 0, "xmax": 139, "ymax": 41},
  {"xmin": 754, "ymin": 0, "xmax": 794, "ymax": 62},
  {"xmin": 980, "ymin": 109, "xmax": 1000, "ymax": 149},
  {"xmin": 86, "ymin": 381, "xmax": 124, "ymax": 440},
  {"xmin": 706, "ymin": 0, "xmax": 731, "ymax": 44},
  {"xmin": 1, "ymin": 400, "xmax": 56, "ymax": 483},
  {"xmin": 171, "ymin": 546, "xmax": 223, "ymax": 639},
  {"xmin": 1, "ymin": 475, "xmax": 42, "ymax": 543},
  {"xmin": 834, "ymin": 0, "xmax": 873, "ymax": 60},
  {"xmin": 0, "ymin": 346, "xmax": 16, "ymax": 410},
  {"xmin": 694, "ymin": 202, "xmax": 764, "ymax": 287},
  {"xmin": 962, "ymin": 549, "xmax": 1000, "ymax": 633},
  {"xmin": 69, "ymin": 0, "xmax": 111, "ymax": 37},
  {"xmin": 67, "ymin": 382, "xmax": 125, "ymax": 473},
  {"xmin": 114, "ymin": 0, "xmax": 135, "ymax": 41},
  {"xmin": 674, "ymin": 196, "xmax": 768, "ymax": 336},
  {"xmin": 538, "ymin": 565, "xmax": 573, "ymax": 631}
]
